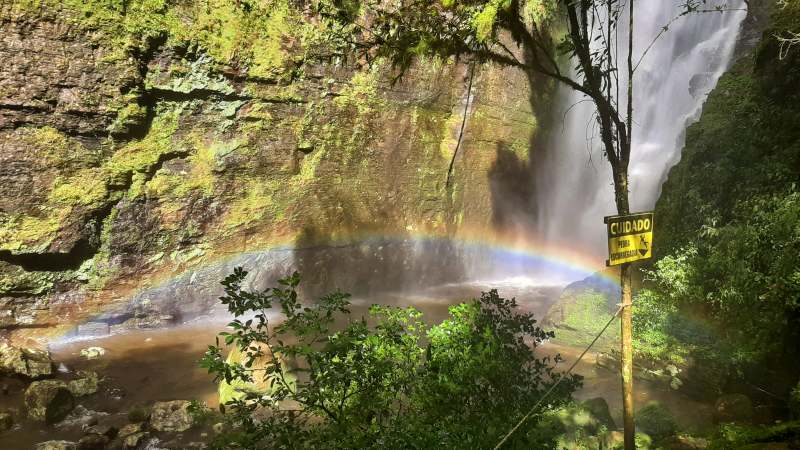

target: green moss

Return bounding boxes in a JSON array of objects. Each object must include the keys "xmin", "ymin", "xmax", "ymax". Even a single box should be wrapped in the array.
[
  {"xmin": 48, "ymin": 168, "xmax": 110, "ymax": 208},
  {"xmin": 0, "ymin": 211, "xmax": 66, "ymax": 253},
  {"xmin": 172, "ymin": 138, "xmax": 219, "ymax": 197},
  {"xmin": 223, "ymin": 179, "xmax": 282, "ymax": 229},
  {"xmin": 18, "ymin": 126, "xmax": 98, "ymax": 167},
  {"xmin": 108, "ymin": 101, "xmax": 147, "ymax": 135},
  {"xmin": 0, "ymin": 263, "xmax": 59, "ymax": 296},
  {"xmin": 108, "ymin": 107, "xmax": 180, "ymax": 179}
]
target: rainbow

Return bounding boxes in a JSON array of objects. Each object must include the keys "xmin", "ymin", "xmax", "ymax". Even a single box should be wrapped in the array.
[{"xmin": 36, "ymin": 226, "xmax": 620, "ymax": 344}]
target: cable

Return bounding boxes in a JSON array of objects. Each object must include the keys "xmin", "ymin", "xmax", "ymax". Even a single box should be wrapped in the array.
[
  {"xmin": 493, "ymin": 305, "xmax": 625, "ymax": 450},
  {"xmin": 445, "ymin": 62, "xmax": 475, "ymax": 190}
]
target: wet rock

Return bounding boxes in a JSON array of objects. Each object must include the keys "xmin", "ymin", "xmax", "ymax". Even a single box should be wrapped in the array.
[
  {"xmin": 77, "ymin": 322, "xmax": 111, "ymax": 338},
  {"xmin": 85, "ymin": 423, "xmax": 118, "ymax": 439},
  {"xmin": 0, "ymin": 343, "xmax": 53, "ymax": 378},
  {"xmin": 638, "ymin": 401, "xmax": 677, "ymax": 440},
  {"xmin": 118, "ymin": 422, "xmax": 145, "ymax": 438},
  {"xmin": 35, "ymin": 441, "xmax": 77, "ymax": 450},
  {"xmin": 122, "ymin": 432, "xmax": 149, "ymax": 449},
  {"xmin": 0, "ymin": 410, "xmax": 13, "ymax": 431},
  {"xmin": 58, "ymin": 363, "xmax": 71, "ymax": 373},
  {"xmin": 714, "ymin": 393, "xmax": 754, "ymax": 424},
  {"xmin": 56, "ymin": 405, "xmax": 108, "ymax": 429},
  {"xmin": 150, "ymin": 400, "xmax": 193, "ymax": 432},
  {"xmin": 80, "ymin": 347, "xmax": 106, "ymax": 360},
  {"xmin": 582, "ymin": 397, "xmax": 616, "ymax": 430},
  {"xmin": 25, "ymin": 379, "xmax": 75, "ymax": 423},
  {"xmin": 68, "ymin": 370, "xmax": 99, "ymax": 397},
  {"xmin": 77, "ymin": 433, "xmax": 110, "ymax": 450},
  {"xmin": 110, "ymin": 423, "xmax": 146, "ymax": 450}
]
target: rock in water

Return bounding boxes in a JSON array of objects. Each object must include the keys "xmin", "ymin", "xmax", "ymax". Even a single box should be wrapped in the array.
[
  {"xmin": 56, "ymin": 405, "xmax": 107, "ymax": 430},
  {"xmin": 714, "ymin": 393, "xmax": 754, "ymax": 424},
  {"xmin": 76, "ymin": 322, "xmax": 110, "ymax": 338},
  {"xmin": 150, "ymin": 400, "xmax": 193, "ymax": 432},
  {"xmin": 25, "ymin": 380, "xmax": 75, "ymax": 423},
  {"xmin": 35, "ymin": 441, "xmax": 77, "ymax": 450},
  {"xmin": 0, "ymin": 410, "xmax": 13, "ymax": 431},
  {"xmin": 123, "ymin": 432, "xmax": 150, "ymax": 449},
  {"xmin": 582, "ymin": 397, "xmax": 616, "ymax": 430},
  {"xmin": 0, "ymin": 343, "xmax": 53, "ymax": 378},
  {"xmin": 76, "ymin": 433, "xmax": 109, "ymax": 450},
  {"xmin": 80, "ymin": 347, "xmax": 106, "ymax": 360},
  {"xmin": 68, "ymin": 371, "xmax": 99, "ymax": 397}
]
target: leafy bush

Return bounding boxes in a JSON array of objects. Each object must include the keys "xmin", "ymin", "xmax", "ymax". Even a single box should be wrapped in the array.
[{"xmin": 200, "ymin": 268, "xmax": 581, "ymax": 449}]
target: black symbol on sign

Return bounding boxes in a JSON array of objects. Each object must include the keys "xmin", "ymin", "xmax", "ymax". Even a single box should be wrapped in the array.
[{"xmin": 639, "ymin": 236, "xmax": 649, "ymax": 257}]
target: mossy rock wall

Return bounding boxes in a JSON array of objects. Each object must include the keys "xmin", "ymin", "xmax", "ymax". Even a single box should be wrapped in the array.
[{"xmin": 0, "ymin": 1, "xmax": 550, "ymax": 338}]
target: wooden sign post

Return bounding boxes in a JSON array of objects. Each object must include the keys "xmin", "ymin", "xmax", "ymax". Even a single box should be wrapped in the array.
[{"xmin": 604, "ymin": 211, "xmax": 654, "ymax": 449}]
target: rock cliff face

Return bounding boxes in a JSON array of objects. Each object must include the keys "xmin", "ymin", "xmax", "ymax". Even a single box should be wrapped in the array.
[{"xmin": 0, "ymin": 1, "xmax": 550, "ymax": 338}]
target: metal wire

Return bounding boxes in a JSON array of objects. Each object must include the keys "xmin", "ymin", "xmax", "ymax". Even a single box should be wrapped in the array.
[{"xmin": 493, "ymin": 305, "xmax": 625, "ymax": 450}]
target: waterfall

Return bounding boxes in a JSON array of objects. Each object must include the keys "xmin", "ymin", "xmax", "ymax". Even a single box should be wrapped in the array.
[{"xmin": 535, "ymin": 1, "xmax": 747, "ymax": 261}]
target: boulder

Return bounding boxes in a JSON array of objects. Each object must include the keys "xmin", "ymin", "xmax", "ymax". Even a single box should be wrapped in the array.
[
  {"xmin": 77, "ymin": 433, "xmax": 110, "ymax": 450},
  {"xmin": 149, "ymin": 400, "xmax": 193, "ymax": 432},
  {"xmin": 582, "ymin": 397, "xmax": 616, "ymax": 430},
  {"xmin": 714, "ymin": 393, "xmax": 754, "ymax": 424},
  {"xmin": 77, "ymin": 322, "xmax": 111, "ymax": 338},
  {"xmin": 637, "ymin": 401, "xmax": 677, "ymax": 440},
  {"xmin": 68, "ymin": 371, "xmax": 99, "ymax": 397},
  {"xmin": 35, "ymin": 442, "xmax": 77, "ymax": 450},
  {"xmin": 118, "ymin": 422, "xmax": 145, "ymax": 438},
  {"xmin": 0, "ymin": 410, "xmax": 12, "ymax": 431},
  {"xmin": 0, "ymin": 343, "xmax": 53, "ymax": 378},
  {"xmin": 56, "ymin": 405, "xmax": 107, "ymax": 429},
  {"xmin": 122, "ymin": 432, "xmax": 149, "ymax": 449},
  {"xmin": 80, "ymin": 347, "xmax": 106, "ymax": 360},
  {"xmin": 85, "ymin": 424, "xmax": 118, "ymax": 439},
  {"xmin": 25, "ymin": 380, "xmax": 75, "ymax": 423}
]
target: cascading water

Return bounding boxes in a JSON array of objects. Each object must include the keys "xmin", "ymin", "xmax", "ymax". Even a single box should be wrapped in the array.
[{"xmin": 536, "ymin": 1, "xmax": 747, "ymax": 261}]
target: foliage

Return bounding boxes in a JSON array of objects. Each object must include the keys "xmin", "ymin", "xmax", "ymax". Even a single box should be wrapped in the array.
[
  {"xmin": 649, "ymin": 2, "xmax": 800, "ymax": 388},
  {"xmin": 187, "ymin": 399, "xmax": 216, "ymax": 427},
  {"xmin": 708, "ymin": 420, "xmax": 800, "ymax": 450},
  {"xmin": 200, "ymin": 268, "xmax": 581, "ymax": 449}
]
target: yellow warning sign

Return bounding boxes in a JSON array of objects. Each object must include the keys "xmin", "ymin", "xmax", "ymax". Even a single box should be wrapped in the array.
[{"xmin": 605, "ymin": 212, "xmax": 654, "ymax": 266}]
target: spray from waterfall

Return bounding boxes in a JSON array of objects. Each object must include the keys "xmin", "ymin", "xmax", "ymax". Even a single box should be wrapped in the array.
[{"xmin": 535, "ymin": 1, "xmax": 746, "ymax": 260}]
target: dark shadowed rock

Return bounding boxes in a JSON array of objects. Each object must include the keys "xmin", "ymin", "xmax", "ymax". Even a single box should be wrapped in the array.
[
  {"xmin": 714, "ymin": 393, "xmax": 754, "ymax": 424},
  {"xmin": 25, "ymin": 380, "xmax": 75, "ymax": 423},
  {"xmin": 77, "ymin": 433, "xmax": 110, "ymax": 450},
  {"xmin": 0, "ymin": 409, "xmax": 13, "ymax": 431},
  {"xmin": 582, "ymin": 397, "xmax": 616, "ymax": 430}
]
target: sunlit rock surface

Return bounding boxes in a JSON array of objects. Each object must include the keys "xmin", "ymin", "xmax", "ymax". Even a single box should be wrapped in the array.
[{"xmin": 0, "ymin": 1, "xmax": 547, "ymax": 339}]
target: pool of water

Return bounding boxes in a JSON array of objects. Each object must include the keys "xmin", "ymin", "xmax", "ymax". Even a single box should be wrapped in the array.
[{"xmin": 0, "ymin": 278, "xmax": 712, "ymax": 448}]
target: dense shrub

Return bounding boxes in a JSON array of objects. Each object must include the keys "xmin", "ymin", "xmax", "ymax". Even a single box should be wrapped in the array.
[{"xmin": 200, "ymin": 268, "xmax": 581, "ymax": 449}]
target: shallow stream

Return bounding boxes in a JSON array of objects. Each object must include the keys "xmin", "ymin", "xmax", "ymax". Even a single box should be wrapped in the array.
[{"xmin": 0, "ymin": 277, "xmax": 712, "ymax": 449}]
